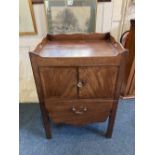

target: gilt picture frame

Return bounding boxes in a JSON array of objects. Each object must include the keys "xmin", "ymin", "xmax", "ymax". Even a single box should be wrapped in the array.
[
  {"xmin": 19, "ymin": 0, "xmax": 37, "ymax": 35},
  {"xmin": 32, "ymin": 0, "xmax": 111, "ymax": 4},
  {"xmin": 44, "ymin": 0, "xmax": 97, "ymax": 34}
]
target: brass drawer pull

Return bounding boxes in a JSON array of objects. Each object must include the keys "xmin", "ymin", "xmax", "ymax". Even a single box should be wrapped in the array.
[{"xmin": 72, "ymin": 106, "xmax": 87, "ymax": 115}]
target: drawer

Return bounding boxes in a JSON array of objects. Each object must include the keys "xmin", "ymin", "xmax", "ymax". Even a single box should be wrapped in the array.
[{"xmin": 45, "ymin": 99, "xmax": 113, "ymax": 125}]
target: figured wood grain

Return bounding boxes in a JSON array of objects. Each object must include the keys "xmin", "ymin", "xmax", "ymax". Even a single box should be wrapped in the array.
[
  {"xmin": 29, "ymin": 33, "xmax": 128, "ymax": 139},
  {"xmin": 78, "ymin": 66, "xmax": 118, "ymax": 98},
  {"xmin": 40, "ymin": 67, "xmax": 77, "ymax": 98}
]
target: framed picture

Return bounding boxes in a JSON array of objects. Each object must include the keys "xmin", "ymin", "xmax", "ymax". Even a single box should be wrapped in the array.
[
  {"xmin": 44, "ymin": 0, "xmax": 97, "ymax": 34},
  {"xmin": 32, "ymin": 0, "xmax": 111, "ymax": 4},
  {"xmin": 19, "ymin": 0, "xmax": 37, "ymax": 35}
]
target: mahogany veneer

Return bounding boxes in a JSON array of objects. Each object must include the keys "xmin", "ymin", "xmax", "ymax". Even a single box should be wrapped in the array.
[{"xmin": 29, "ymin": 33, "xmax": 128, "ymax": 139}]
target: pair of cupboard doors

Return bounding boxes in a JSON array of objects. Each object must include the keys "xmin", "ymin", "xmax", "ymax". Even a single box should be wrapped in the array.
[{"xmin": 40, "ymin": 66, "xmax": 118, "ymax": 99}]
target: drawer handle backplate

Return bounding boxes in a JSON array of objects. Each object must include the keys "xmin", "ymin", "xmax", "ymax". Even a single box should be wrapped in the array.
[{"xmin": 72, "ymin": 106, "xmax": 87, "ymax": 115}]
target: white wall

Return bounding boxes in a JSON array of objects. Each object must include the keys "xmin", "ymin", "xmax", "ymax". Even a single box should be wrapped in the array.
[{"xmin": 19, "ymin": 0, "xmax": 133, "ymax": 102}]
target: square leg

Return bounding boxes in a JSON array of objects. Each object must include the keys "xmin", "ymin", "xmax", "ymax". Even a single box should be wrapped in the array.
[
  {"xmin": 106, "ymin": 102, "xmax": 118, "ymax": 138},
  {"xmin": 40, "ymin": 104, "xmax": 52, "ymax": 139},
  {"xmin": 106, "ymin": 115, "xmax": 115, "ymax": 138},
  {"xmin": 42, "ymin": 113, "xmax": 52, "ymax": 139}
]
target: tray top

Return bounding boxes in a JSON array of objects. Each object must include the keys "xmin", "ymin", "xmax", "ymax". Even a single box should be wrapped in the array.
[{"xmin": 31, "ymin": 33, "xmax": 126, "ymax": 58}]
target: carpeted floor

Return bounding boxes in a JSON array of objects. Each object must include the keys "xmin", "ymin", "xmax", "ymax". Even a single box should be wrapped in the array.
[{"xmin": 19, "ymin": 99, "xmax": 135, "ymax": 155}]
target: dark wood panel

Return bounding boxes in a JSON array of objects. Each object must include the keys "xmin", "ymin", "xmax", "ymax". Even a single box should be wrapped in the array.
[
  {"xmin": 124, "ymin": 58, "xmax": 135, "ymax": 95},
  {"xmin": 32, "ymin": 0, "xmax": 111, "ymax": 4},
  {"xmin": 129, "ymin": 74, "xmax": 135, "ymax": 95},
  {"xmin": 39, "ymin": 67, "xmax": 77, "ymax": 98},
  {"xmin": 121, "ymin": 19, "xmax": 135, "ymax": 97},
  {"xmin": 79, "ymin": 66, "xmax": 118, "ymax": 98},
  {"xmin": 125, "ymin": 20, "xmax": 135, "ymax": 86},
  {"xmin": 45, "ymin": 99, "xmax": 113, "ymax": 125}
]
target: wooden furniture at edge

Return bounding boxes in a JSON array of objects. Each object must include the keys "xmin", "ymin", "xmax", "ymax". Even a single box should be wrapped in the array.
[
  {"xmin": 121, "ymin": 19, "xmax": 135, "ymax": 99},
  {"xmin": 29, "ymin": 33, "xmax": 128, "ymax": 139}
]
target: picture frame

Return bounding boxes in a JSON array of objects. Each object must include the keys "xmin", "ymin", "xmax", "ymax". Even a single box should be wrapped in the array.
[
  {"xmin": 44, "ymin": 0, "xmax": 97, "ymax": 34},
  {"xmin": 19, "ymin": 0, "xmax": 37, "ymax": 35},
  {"xmin": 32, "ymin": 0, "xmax": 111, "ymax": 4}
]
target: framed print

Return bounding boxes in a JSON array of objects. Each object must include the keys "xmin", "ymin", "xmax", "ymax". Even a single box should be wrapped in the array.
[
  {"xmin": 19, "ymin": 0, "xmax": 37, "ymax": 35},
  {"xmin": 44, "ymin": 0, "xmax": 97, "ymax": 34},
  {"xmin": 32, "ymin": 0, "xmax": 111, "ymax": 4}
]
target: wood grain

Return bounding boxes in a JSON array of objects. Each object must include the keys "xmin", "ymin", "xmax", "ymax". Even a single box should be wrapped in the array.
[
  {"xmin": 125, "ymin": 58, "xmax": 135, "ymax": 95},
  {"xmin": 39, "ymin": 67, "xmax": 77, "ymax": 98},
  {"xmin": 29, "ymin": 33, "xmax": 128, "ymax": 139},
  {"xmin": 45, "ymin": 99, "xmax": 113, "ymax": 125},
  {"xmin": 78, "ymin": 66, "xmax": 118, "ymax": 98},
  {"xmin": 121, "ymin": 19, "xmax": 135, "ymax": 97},
  {"xmin": 29, "ymin": 53, "xmax": 52, "ymax": 138},
  {"xmin": 32, "ymin": 33, "xmax": 125, "ymax": 58}
]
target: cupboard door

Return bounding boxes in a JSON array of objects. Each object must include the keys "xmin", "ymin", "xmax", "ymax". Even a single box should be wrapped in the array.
[
  {"xmin": 78, "ymin": 67, "xmax": 118, "ymax": 98},
  {"xmin": 40, "ymin": 67, "xmax": 77, "ymax": 99}
]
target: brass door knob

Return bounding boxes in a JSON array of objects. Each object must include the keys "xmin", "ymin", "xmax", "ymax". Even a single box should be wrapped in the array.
[{"xmin": 77, "ymin": 81, "xmax": 83, "ymax": 88}]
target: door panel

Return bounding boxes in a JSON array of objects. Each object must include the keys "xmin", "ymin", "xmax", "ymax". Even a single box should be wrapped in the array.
[
  {"xmin": 40, "ymin": 67, "xmax": 77, "ymax": 98},
  {"xmin": 78, "ymin": 66, "xmax": 118, "ymax": 98}
]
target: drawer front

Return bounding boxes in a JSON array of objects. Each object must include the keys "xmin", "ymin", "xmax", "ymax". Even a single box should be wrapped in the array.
[
  {"xmin": 78, "ymin": 66, "xmax": 118, "ymax": 98},
  {"xmin": 40, "ymin": 67, "xmax": 77, "ymax": 99},
  {"xmin": 45, "ymin": 99, "xmax": 113, "ymax": 125}
]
